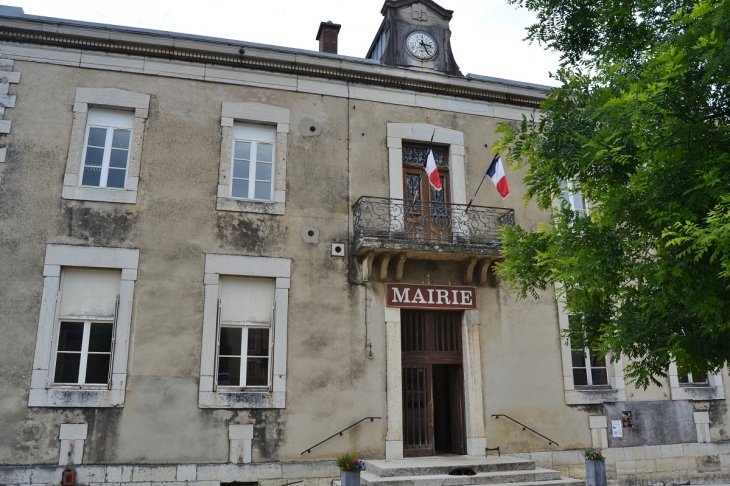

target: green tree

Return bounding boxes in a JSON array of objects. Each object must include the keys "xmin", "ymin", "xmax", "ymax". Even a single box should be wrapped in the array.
[{"xmin": 495, "ymin": 0, "xmax": 730, "ymax": 387}]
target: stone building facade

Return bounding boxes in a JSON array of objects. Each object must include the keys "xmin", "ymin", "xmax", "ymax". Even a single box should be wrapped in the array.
[{"xmin": 0, "ymin": 1, "xmax": 729, "ymax": 486}]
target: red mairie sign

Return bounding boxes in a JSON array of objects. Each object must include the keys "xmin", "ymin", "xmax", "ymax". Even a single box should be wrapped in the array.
[{"xmin": 386, "ymin": 283, "xmax": 477, "ymax": 310}]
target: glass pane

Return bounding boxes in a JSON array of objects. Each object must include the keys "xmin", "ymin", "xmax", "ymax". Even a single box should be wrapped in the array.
[
  {"xmin": 85, "ymin": 353, "xmax": 111, "ymax": 384},
  {"xmin": 106, "ymin": 168, "xmax": 126, "ymax": 188},
  {"xmin": 247, "ymin": 328, "xmax": 269, "ymax": 356},
  {"xmin": 218, "ymin": 357, "xmax": 241, "ymax": 386},
  {"xmin": 405, "ymin": 173, "xmax": 422, "ymax": 214},
  {"xmin": 254, "ymin": 181, "xmax": 271, "ymax": 200},
  {"xmin": 573, "ymin": 368, "xmax": 588, "ymax": 386},
  {"xmin": 232, "ymin": 160, "xmax": 250, "ymax": 179},
  {"xmin": 88, "ymin": 127, "xmax": 107, "ymax": 147},
  {"xmin": 234, "ymin": 141, "xmax": 251, "ymax": 160},
  {"xmin": 54, "ymin": 353, "xmax": 81, "ymax": 384},
  {"xmin": 231, "ymin": 179, "xmax": 249, "ymax": 198},
  {"xmin": 88, "ymin": 323, "xmax": 113, "ymax": 352},
  {"xmin": 256, "ymin": 143, "xmax": 273, "ymax": 162},
  {"xmin": 591, "ymin": 368, "xmax": 609, "ymax": 386},
  {"xmin": 573, "ymin": 193, "xmax": 585, "ymax": 211},
  {"xmin": 112, "ymin": 129, "xmax": 131, "ymax": 149},
  {"xmin": 694, "ymin": 371, "xmax": 708, "ymax": 383},
  {"xmin": 81, "ymin": 166, "xmax": 102, "ymax": 187},
  {"xmin": 256, "ymin": 162, "xmax": 272, "ymax": 182},
  {"xmin": 246, "ymin": 357, "xmax": 269, "ymax": 386},
  {"xmin": 109, "ymin": 149, "xmax": 129, "ymax": 168},
  {"xmin": 219, "ymin": 327, "xmax": 242, "ymax": 356},
  {"xmin": 58, "ymin": 322, "xmax": 84, "ymax": 351},
  {"xmin": 571, "ymin": 351, "xmax": 586, "ymax": 368},
  {"xmin": 590, "ymin": 353, "xmax": 607, "ymax": 368},
  {"xmin": 678, "ymin": 374, "xmax": 690, "ymax": 384},
  {"xmin": 84, "ymin": 147, "xmax": 104, "ymax": 167}
]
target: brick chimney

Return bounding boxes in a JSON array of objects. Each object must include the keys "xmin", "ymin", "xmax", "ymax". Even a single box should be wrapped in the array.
[{"xmin": 316, "ymin": 21, "xmax": 341, "ymax": 54}]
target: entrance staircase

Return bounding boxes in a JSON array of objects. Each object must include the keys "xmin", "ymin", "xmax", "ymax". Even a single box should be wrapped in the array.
[{"xmin": 338, "ymin": 456, "xmax": 583, "ymax": 486}]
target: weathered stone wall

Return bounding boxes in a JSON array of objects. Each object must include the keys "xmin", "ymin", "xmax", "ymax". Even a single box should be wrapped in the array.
[{"xmin": 514, "ymin": 442, "xmax": 730, "ymax": 485}]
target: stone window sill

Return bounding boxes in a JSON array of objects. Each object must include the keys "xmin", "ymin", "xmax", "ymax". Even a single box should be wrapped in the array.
[
  {"xmin": 198, "ymin": 390, "xmax": 285, "ymax": 409},
  {"xmin": 28, "ymin": 387, "xmax": 125, "ymax": 408}
]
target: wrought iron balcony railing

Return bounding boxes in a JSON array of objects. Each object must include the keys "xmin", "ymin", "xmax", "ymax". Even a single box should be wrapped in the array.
[{"xmin": 352, "ymin": 196, "xmax": 515, "ymax": 252}]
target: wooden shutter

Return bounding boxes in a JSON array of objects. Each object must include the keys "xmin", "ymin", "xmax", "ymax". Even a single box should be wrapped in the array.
[
  {"xmin": 59, "ymin": 268, "xmax": 121, "ymax": 319},
  {"xmin": 107, "ymin": 294, "xmax": 120, "ymax": 390},
  {"xmin": 213, "ymin": 298, "xmax": 222, "ymax": 392}
]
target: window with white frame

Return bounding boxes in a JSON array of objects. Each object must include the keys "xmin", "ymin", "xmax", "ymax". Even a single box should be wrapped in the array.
[
  {"xmin": 560, "ymin": 182, "xmax": 587, "ymax": 217},
  {"xmin": 29, "ymin": 244, "xmax": 139, "ymax": 408},
  {"xmin": 571, "ymin": 346, "xmax": 610, "ymax": 387},
  {"xmin": 679, "ymin": 371, "xmax": 709, "ymax": 385},
  {"xmin": 52, "ymin": 268, "xmax": 120, "ymax": 386},
  {"xmin": 62, "ymin": 87, "xmax": 149, "ymax": 205},
  {"xmin": 230, "ymin": 124, "xmax": 275, "ymax": 201},
  {"xmin": 199, "ymin": 254, "xmax": 290, "ymax": 409},
  {"xmin": 556, "ymin": 288, "xmax": 626, "ymax": 404},
  {"xmin": 216, "ymin": 102, "xmax": 290, "ymax": 214},
  {"xmin": 668, "ymin": 361, "xmax": 724, "ymax": 400},
  {"xmin": 216, "ymin": 277, "xmax": 274, "ymax": 389},
  {"xmin": 80, "ymin": 109, "xmax": 133, "ymax": 189}
]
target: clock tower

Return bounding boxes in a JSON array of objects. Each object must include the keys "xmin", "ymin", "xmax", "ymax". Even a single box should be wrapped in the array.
[{"xmin": 366, "ymin": 0, "xmax": 462, "ymax": 76}]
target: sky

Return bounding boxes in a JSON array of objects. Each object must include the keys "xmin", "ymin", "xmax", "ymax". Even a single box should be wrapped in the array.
[{"xmin": 3, "ymin": 0, "xmax": 562, "ymax": 86}]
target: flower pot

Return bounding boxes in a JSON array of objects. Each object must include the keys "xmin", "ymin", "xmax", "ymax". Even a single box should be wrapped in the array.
[
  {"xmin": 585, "ymin": 459, "xmax": 606, "ymax": 486},
  {"xmin": 341, "ymin": 471, "xmax": 361, "ymax": 486}
]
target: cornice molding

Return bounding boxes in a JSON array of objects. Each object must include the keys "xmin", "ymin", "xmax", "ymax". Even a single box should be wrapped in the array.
[{"xmin": 0, "ymin": 26, "xmax": 545, "ymax": 109}]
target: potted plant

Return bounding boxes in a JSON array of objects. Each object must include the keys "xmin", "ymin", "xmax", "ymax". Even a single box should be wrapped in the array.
[
  {"xmin": 583, "ymin": 448, "xmax": 606, "ymax": 486},
  {"xmin": 337, "ymin": 452, "xmax": 365, "ymax": 486}
]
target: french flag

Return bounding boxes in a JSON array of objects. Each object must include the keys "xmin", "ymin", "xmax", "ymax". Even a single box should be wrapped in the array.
[
  {"xmin": 487, "ymin": 155, "xmax": 509, "ymax": 198},
  {"xmin": 423, "ymin": 144, "xmax": 442, "ymax": 191}
]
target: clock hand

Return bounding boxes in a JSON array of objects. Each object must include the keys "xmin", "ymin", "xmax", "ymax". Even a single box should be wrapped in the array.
[{"xmin": 419, "ymin": 40, "xmax": 432, "ymax": 54}]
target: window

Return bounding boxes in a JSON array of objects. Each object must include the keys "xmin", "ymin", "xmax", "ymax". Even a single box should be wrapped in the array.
[
  {"xmin": 679, "ymin": 371, "xmax": 709, "ymax": 385},
  {"xmin": 29, "ymin": 244, "xmax": 139, "ymax": 408},
  {"xmin": 80, "ymin": 109, "xmax": 133, "ymax": 189},
  {"xmin": 199, "ymin": 254, "xmax": 291, "ymax": 409},
  {"xmin": 668, "ymin": 362, "xmax": 724, "ymax": 400},
  {"xmin": 217, "ymin": 102, "xmax": 290, "ymax": 214},
  {"xmin": 62, "ymin": 87, "xmax": 149, "ymax": 204},
  {"xmin": 230, "ymin": 124, "xmax": 275, "ymax": 201},
  {"xmin": 51, "ymin": 268, "xmax": 120, "ymax": 386},
  {"xmin": 571, "ymin": 347, "xmax": 609, "ymax": 387},
  {"xmin": 556, "ymin": 287, "xmax": 626, "ymax": 404},
  {"xmin": 560, "ymin": 182, "xmax": 587, "ymax": 217},
  {"xmin": 216, "ymin": 277, "xmax": 274, "ymax": 389}
]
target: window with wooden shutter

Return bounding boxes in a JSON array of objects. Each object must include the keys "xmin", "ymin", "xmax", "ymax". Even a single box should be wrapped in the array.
[
  {"xmin": 51, "ymin": 268, "xmax": 121, "ymax": 386},
  {"xmin": 216, "ymin": 277, "xmax": 275, "ymax": 389}
]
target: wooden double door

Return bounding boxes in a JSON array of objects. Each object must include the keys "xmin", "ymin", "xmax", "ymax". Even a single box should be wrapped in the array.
[{"xmin": 401, "ymin": 309, "xmax": 466, "ymax": 457}]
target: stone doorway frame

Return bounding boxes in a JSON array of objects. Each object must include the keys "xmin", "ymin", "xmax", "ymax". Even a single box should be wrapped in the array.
[{"xmin": 384, "ymin": 305, "xmax": 486, "ymax": 459}]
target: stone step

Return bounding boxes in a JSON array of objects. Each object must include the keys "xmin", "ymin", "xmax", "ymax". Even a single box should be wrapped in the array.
[
  {"xmin": 364, "ymin": 456, "xmax": 536, "ymax": 477},
  {"xmin": 359, "ymin": 468, "xmax": 563, "ymax": 486},
  {"xmin": 335, "ymin": 478, "xmax": 584, "ymax": 486}
]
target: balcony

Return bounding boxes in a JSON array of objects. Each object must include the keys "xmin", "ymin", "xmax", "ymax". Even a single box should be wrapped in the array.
[{"xmin": 352, "ymin": 196, "xmax": 515, "ymax": 284}]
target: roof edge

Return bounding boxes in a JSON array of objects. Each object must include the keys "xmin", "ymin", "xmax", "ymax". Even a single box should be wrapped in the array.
[{"xmin": 380, "ymin": 0, "xmax": 453, "ymax": 20}]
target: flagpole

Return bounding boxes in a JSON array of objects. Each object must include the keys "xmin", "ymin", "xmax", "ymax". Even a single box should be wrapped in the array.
[
  {"xmin": 465, "ymin": 151, "xmax": 500, "ymax": 214},
  {"xmin": 465, "ymin": 173, "xmax": 488, "ymax": 214},
  {"xmin": 414, "ymin": 129, "xmax": 438, "ymax": 209}
]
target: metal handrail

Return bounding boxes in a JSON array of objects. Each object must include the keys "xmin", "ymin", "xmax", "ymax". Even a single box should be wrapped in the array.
[
  {"xmin": 301, "ymin": 417, "xmax": 381, "ymax": 455},
  {"xmin": 491, "ymin": 414, "xmax": 559, "ymax": 446},
  {"xmin": 352, "ymin": 196, "xmax": 514, "ymax": 249}
]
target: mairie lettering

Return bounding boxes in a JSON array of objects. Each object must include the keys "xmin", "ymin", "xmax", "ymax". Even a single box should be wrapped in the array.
[{"xmin": 388, "ymin": 284, "xmax": 475, "ymax": 309}]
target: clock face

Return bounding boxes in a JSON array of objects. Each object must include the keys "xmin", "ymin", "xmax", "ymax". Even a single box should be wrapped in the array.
[{"xmin": 405, "ymin": 31, "xmax": 437, "ymax": 60}]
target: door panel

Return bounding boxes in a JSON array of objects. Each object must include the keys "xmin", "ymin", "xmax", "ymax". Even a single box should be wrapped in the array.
[
  {"xmin": 401, "ymin": 310, "xmax": 465, "ymax": 457},
  {"xmin": 402, "ymin": 365, "xmax": 434, "ymax": 456},
  {"xmin": 402, "ymin": 145, "xmax": 451, "ymax": 243},
  {"xmin": 448, "ymin": 365, "xmax": 467, "ymax": 455}
]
